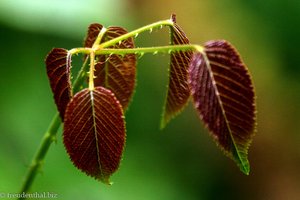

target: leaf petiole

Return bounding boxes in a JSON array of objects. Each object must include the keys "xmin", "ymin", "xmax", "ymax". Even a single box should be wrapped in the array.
[
  {"xmin": 68, "ymin": 15, "xmax": 205, "ymax": 58},
  {"xmin": 88, "ymin": 51, "xmax": 96, "ymax": 91},
  {"xmin": 92, "ymin": 27, "xmax": 107, "ymax": 49},
  {"xmin": 95, "ymin": 45, "xmax": 204, "ymax": 56},
  {"xmin": 99, "ymin": 19, "xmax": 173, "ymax": 48},
  {"xmin": 69, "ymin": 44, "xmax": 204, "ymax": 57}
]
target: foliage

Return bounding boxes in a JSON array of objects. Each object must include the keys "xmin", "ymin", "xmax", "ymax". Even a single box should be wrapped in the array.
[{"xmin": 20, "ymin": 14, "xmax": 256, "ymax": 195}]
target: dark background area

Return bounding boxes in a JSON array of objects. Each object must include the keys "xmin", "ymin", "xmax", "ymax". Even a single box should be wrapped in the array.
[{"xmin": 1, "ymin": 0, "xmax": 300, "ymax": 199}]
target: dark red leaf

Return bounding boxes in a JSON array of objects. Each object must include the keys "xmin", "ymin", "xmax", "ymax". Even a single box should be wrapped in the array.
[
  {"xmin": 188, "ymin": 40, "xmax": 256, "ymax": 174},
  {"xmin": 93, "ymin": 26, "xmax": 136, "ymax": 110},
  {"xmin": 63, "ymin": 87, "xmax": 126, "ymax": 183},
  {"xmin": 45, "ymin": 48, "xmax": 72, "ymax": 119},
  {"xmin": 83, "ymin": 24, "xmax": 136, "ymax": 110},
  {"xmin": 161, "ymin": 15, "xmax": 193, "ymax": 128},
  {"xmin": 83, "ymin": 23, "xmax": 103, "ymax": 48}
]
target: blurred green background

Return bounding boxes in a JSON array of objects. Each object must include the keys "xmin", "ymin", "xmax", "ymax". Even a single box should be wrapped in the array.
[{"xmin": 1, "ymin": 0, "xmax": 300, "ymax": 199}]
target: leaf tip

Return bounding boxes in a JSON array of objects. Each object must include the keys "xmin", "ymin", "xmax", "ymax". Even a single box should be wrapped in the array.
[
  {"xmin": 232, "ymin": 149, "xmax": 251, "ymax": 175},
  {"xmin": 98, "ymin": 176, "xmax": 112, "ymax": 185},
  {"xmin": 170, "ymin": 14, "xmax": 177, "ymax": 23},
  {"xmin": 159, "ymin": 115, "xmax": 168, "ymax": 130},
  {"xmin": 240, "ymin": 162, "xmax": 250, "ymax": 175}
]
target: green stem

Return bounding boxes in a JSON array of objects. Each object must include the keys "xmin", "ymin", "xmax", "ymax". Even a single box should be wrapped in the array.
[
  {"xmin": 70, "ymin": 44, "xmax": 203, "ymax": 57},
  {"xmin": 68, "ymin": 18, "xmax": 175, "ymax": 56},
  {"xmin": 18, "ymin": 113, "xmax": 61, "ymax": 198},
  {"xmin": 72, "ymin": 57, "xmax": 90, "ymax": 94},
  {"xmin": 95, "ymin": 44, "xmax": 203, "ymax": 55},
  {"xmin": 93, "ymin": 27, "xmax": 107, "ymax": 48},
  {"xmin": 18, "ymin": 58, "xmax": 89, "ymax": 198},
  {"xmin": 99, "ymin": 19, "xmax": 173, "ymax": 48},
  {"xmin": 88, "ymin": 51, "xmax": 95, "ymax": 91}
]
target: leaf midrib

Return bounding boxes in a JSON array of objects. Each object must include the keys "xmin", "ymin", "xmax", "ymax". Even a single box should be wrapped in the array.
[
  {"xmin": 202, "ymin": 51, "xmax": 249, "ymax": 174},
  {"xmin": 90, "ymin": 90, "xmax": 104, "ymax": 179}
]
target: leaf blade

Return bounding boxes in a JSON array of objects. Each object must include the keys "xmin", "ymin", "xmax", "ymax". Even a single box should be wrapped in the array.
[
  {"xmin": 189, "ymin": 40, "xmax": 256, "ymax": 174},
  {"xmin": 83, "ymin": 24, "xmax": 136, "ymax": 110},
  {"xmin": 161, "ymin": 15, "xmax": 193, "ymax": 128},
  {"xmin": 63, "ymin": 87, "xmax": 126, "ymax": 183},
  {"xmin": 94, "ymin": 26, "xmax": 136, "ymax": 110},
  {"xmin": 45, "ymin": 48, "xmax": 72, "ymax": 119},
  {"xmin": 83, "ymin": 23, "xmax": 104, "ymax": 48}
]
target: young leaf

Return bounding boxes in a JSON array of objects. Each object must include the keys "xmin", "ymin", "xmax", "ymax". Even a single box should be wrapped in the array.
[
  {"xmin": 63, "ymin": 87, "xmax": 126, "ymax": 184},
  {"xmin": 45, "ymin": 48, "xmax": 72, "ymax": 119},
  {"xmin": 83, "ymin": 23, "xmax": 103, "ymax": 48},
  {"xmin": 188, "ymin": 40, "xmax": 256, "ymax": 175},
  {"xmin": 94, "ymin": 27, "xmax": 136, "ymax": 110},
  {"xmin": 84, "ymin": 24, "xmax": 136, "ymax": 110},
  {"xmin": 161, "ymin": 14, "xmax": 193, "ymax": 128}
]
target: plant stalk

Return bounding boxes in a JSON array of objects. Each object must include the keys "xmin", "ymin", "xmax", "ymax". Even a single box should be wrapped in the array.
[
  {"xmin": 69, "ymin": 44, "xmax": 203, "ymax": 57},
  {"xmin": 95, "ymin": 45, "xmax": 203, "ymax": 55},
  {"xmin": 99, "ymin": 19, "xmax": 173, "ymax": 48},
  {"xmin": 18, "ymin": 113, "xmax": 60, "ymax": 198},
  {"xmin": 18, "ymin": 58, "xmax": 89, "ymax": 198}
]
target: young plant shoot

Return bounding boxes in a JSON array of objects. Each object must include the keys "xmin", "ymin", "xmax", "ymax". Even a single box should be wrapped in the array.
[{"xmin": 20, "ymin": 14, "xmax": 256, "ymax": 195}]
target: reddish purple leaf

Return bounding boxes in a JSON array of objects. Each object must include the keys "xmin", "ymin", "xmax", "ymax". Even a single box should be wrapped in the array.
[
  {"xmin": 45, "ymin": 48, "xmax": 72, "ymax": 119},
  {"xmin": 161, "ymin": 14, "xmax": 193, "ymax": 128},
  {"xmin": 93, "ymin": 26, "xmax": 136, "ymax": 110},
  {"xmin": 83, "ymin": 23, "xmax": 103, "ymax": 48},
  {"xmin": 83, "ymin": 24, "xmax": 136, "ymax": 110},
  {"xmin": 188, "ymin": 40, "xmax": 256, "ymax": 174},
  {"xmin": 63, "ymin": 87, "xmax": 126, "ymax": 183}
]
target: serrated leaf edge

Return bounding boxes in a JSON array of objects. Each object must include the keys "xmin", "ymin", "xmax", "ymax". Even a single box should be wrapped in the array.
[{"xmin": 198, "ymin": 45, "xmax": 256, "ymax": 175}]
